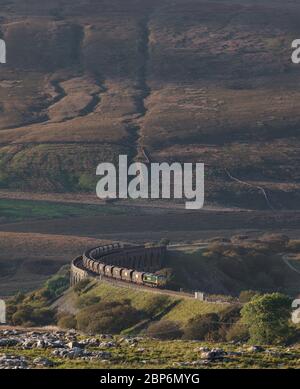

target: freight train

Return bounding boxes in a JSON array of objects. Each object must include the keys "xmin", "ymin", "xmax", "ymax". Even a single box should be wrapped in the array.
[{"xmin": 82, "ymin": 246, "xmax": 167, "ymax": 288}]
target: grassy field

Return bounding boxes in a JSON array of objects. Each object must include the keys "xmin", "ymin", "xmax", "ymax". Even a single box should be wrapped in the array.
[
  {"xmin": 75, "ymin": 281, "xmax": 225, "ymax": 325},
  {"xmin": 163, "ymin": 299, "xmax": 225, "ymax": 324},
  {"xmin": 0, "ymin": 0, "xmax": 299, "ymax": 209},
  {"xmin": 0, "ymin": 143, "xmax": 134, "ymax": 192},
  {"xmin": 2, "ymin": 336, "xmax": 300, "ymax": 369},
  {"xmin": 0, "ymin": 232, "xmax": 113, "ymax": 296},
  {"xmin": 0, "ymin": 199, "xmax": 134, "ymax": 223}
]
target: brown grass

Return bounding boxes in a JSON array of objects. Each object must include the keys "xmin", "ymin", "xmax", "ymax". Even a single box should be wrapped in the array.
[
  {"xmin": 0, "ymin": 231, "xmax": 112, "ymax": 296},
  {"xmin": 0, "ymin": 0, "xmax": 300, "ymax": 207}
]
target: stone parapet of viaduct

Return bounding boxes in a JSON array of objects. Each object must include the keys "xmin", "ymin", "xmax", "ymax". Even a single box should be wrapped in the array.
[
  {"xmin": 88, "ymin": 244, "xmax": 166, "ymax": 272},
  {"xmin": 70, "ymin": 256, "xmax": 89, "ymax": 286},
  {"xmin": 70, "ymin": 243, "xmax": 167, "ymax": 286}
]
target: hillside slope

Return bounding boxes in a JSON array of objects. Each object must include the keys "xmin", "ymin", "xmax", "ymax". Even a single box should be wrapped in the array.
[
  {"xmin": 54, "ymin": 279, "xmax": 225, "ymax": 325},
  {"xmin": 0, "ymin": 231, "xmax": 114, "ymax": 296},
  {"xmin": 0, "ymin": 0, "xmax": 299, "ymax": 208},
  {"xmin": 167, "ymin": 243, "xmax": 300, "ymax": 296}
]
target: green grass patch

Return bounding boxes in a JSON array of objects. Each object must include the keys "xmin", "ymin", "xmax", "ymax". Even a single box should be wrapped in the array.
[
  {"xmin": 0, "ymin": 199, "xmax": 132, "ymax": 222},
  {"xmin": 80, "ymin": 281, "xmax": 226, "ymax": 324},
  {"xmin": 163, "ymin": 300, "xmax": 225, "ymax": 324}
]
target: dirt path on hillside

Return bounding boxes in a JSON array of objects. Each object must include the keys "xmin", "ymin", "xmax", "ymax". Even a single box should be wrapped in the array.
[
  {"xmin": 1, "ymin": 210, "xmax": 299, "ymax": 240},
  {"xmin": 282, "ymin": 254, "xmax": 300, "ymax": 276},
  {"xmin": 0, "ymin": 190, "xmax": 248, "ymax": 212}
]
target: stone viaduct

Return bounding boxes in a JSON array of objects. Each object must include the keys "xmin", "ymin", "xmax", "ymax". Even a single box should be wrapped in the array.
[
  {"xmin": 70, "ymin": 256, "xmax": 90, "ymax": 286},
  {"xmin": 70, "ymin": 243, "xmax": 167, "ymax": 286}
]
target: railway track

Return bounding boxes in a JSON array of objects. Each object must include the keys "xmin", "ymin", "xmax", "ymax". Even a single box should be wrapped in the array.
[
  {"xmin": 71, "ymin": 243, "xmax": 167, "ymax": 289},
  {"xmin": 97, "ymin": 276, "xmax": 195, "ymax": 300},
  {"xmin": 70, "ymin": 243, "xmax": 236, "ymax": 304},
  {"xmin": 72, "ymin": 255, "xmax": 199, "ymax": 300},
  {"xmin": 71, "ymin": 255, "xmax": 231, "ymax": 303}
]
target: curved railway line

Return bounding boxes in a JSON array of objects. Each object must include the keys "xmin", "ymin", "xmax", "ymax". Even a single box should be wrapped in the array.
[
  {"xmin": 70, "ymin": 255, "xmax": 199, "ymax": 301},
  {"xmin": 70, "ymin": 246, "xmax": 234, "ymax": 304},
  {"xmin": 71, "ymin": 243, "xmax": 168, "ymax": 289},
  {"xmin": 70, "ymin": 241, "xmax": 299, "ymax": 303}
]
